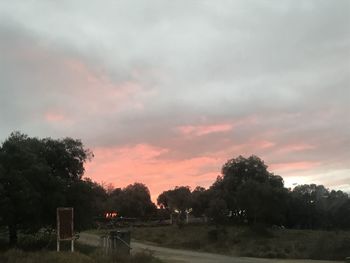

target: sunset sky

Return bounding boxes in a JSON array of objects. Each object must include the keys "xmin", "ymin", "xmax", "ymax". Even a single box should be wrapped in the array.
[{"xmin": 0, "ymin": 1, "xmax": 349, "ymax": 201}]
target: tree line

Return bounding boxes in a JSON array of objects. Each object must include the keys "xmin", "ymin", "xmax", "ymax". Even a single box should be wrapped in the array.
[
  {"xmin": 1, "ymin": 132, "xmax": 349, "ymax": 246},
  {"xmin": 158, "ymin": 156, "xmax": 350, "ymax": 230}
]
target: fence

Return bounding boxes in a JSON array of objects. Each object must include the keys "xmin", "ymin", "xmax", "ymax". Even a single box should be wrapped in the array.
[{"xmin": 100, "ymin": 230, "xmax": 131, "ymax": 255}]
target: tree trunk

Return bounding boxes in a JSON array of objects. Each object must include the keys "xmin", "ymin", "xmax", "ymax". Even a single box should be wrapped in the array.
[{"xmin": 9, "ymin": 224, "xmax": 17, "ymax": 246}]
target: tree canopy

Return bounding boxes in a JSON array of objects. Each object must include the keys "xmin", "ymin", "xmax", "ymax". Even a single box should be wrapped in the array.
[
  {"xmin": 157, "ymin": 155, "xmax": 350, "ymax": 230},
  {"xmin": 107, "ymin": 183, "xmax": 156, "ymax": 219},
  {"xmin": 0, "ymin": 132, "xmax": 94, "ymax": 245}
]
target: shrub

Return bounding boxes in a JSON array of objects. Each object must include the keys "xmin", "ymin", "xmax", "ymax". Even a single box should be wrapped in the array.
[
  {"xmin": 249, "ymin": 223, "xmax": 274, "ymax": 238},
  {"xmin": 310, "ymin": 235, "xmax": 350, "ymax": 260},
  {"xmin": 18, "ymin": 232, "xmax": 54, "ymax": 251},
  {"xmin": 207, "ymin": 229, "xmax": 218, "ymax": 242}
]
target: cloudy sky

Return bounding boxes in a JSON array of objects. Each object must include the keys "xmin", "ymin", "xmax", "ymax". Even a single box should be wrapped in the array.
[{"xmin": 0, "ymin": 0, "xmax": 349, "ymax": 200}]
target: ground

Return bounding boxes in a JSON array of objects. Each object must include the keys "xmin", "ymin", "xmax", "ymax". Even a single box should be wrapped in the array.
[
  {"xmin": 88, "ymin": 225, "xmax": 350, "ymax": 260},
  {"xmin": 78, "ymin": 232, "xmax": 340, "ymax": 263}
]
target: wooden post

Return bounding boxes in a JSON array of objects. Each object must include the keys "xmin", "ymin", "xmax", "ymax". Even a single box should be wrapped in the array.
[
  {"xmin": 57, "ymin": 208, "xmax": 60, "ymax": 252},
  {"xmin": 71, "ymin": 208, "xmax": 74, "ymax": 252},
  {"xmin": 57, "ymin": 239, "xmax": 60, "ymax": 252}
]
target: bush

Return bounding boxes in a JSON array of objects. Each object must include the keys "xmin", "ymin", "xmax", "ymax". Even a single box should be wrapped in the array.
[
  {"xmin": 181, "ymin": 240, "xmax": 201, "ymax": 249},
  {"xmin": 18, "ymin": 232, "xmax": 54, "ymax": 251},
  {"xmin": 130, "ymin": 251, "xmax": 163, "ymax": 263},
  {"xmin": 0, "ymin": 250, "xmax": 94, "ymax": 263},
  {"xmin": 0, "ymin": 250, "xmax": 164, "ymax": 263},
  {"xmin": 310, "ymin": 235, "xmax": 350, "ymax": 260},
  {"xmin": 207, "ymin": 229, "xmax": 218, "ymax": 242},
  {"xmin": 249, "ymin": 223, "xmax": 274, "ymax": 238}
]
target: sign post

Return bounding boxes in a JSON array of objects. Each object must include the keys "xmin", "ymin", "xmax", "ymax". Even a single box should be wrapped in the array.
[{"xmin": 57, "ymin": 207, "xmax": 74, "ymax": 252}]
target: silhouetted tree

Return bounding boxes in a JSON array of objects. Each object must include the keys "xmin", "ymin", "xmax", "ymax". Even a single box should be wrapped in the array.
[
  {"xmin": 191, "ymin": 186, "xmax": 209, "ymax": 217},
  {"xmin": 209, "ymin": 155, "xmax": 287, "ymax": 225},
  {"xmin": 286, "ymin": 184, "xmax": 350, "ymax": 229},
  {"xmin": 157, "ymin": 186, "xmax": 192, "ymax": 225},
  {"xmin": 66, "ymin": 178, "xmax": 107, "ymax": 230},
  {"xmin": 157, "ymin": 186, "xmax": 192, "ymax": 214},
  {"xmin": 107, "ymin": 183, "xmax": 156, "ymax": 219},
  {"xmin": 0, "ymin": 132, "xmax": 93, "ymax": 245}
]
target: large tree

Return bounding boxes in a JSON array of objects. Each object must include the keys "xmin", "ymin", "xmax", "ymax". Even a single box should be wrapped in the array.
[
  {"xmin": 191, "ymin": 186, "xmax": 209, "ymax": 217},
  {"xmin": 210, "ymin": 155, "xmax": 288, "ymax": 225},
  {"xmin": 107, "ymin": 183, "xmax": 156, "ymax": 219},
  {"xmin": 157, "ymin": 186, "xmax": 192, "ymax": 225},
  {"xmin": 0, "ymin": 132, "xmax": 93, "ymax": 245},
  {"xmin": 286, "ymin": 184, "xmax": 350, "ymax": 229},
  {"xmin": 157, "ymin": 186, "xmax": 192, "ymax": 214}
]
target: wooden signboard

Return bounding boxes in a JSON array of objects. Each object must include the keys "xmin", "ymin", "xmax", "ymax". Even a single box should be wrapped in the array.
[{"xmin": 57, "ymin": 207, "xmax": 74, "ymax": 252}]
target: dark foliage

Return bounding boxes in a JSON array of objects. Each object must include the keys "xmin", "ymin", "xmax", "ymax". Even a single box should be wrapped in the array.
[
  {"xmin": 158, "ymin": 155, "xmax": 350, "ymax": 230},
  {"xmin": 0, "ymin": 132, "xmax": 99, "ymax": 245}
]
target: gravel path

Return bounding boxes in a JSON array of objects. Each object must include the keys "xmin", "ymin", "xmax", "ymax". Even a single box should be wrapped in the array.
[{"xmin": 78, "ymin": 232, "xmax": 338, "ymax": 263}]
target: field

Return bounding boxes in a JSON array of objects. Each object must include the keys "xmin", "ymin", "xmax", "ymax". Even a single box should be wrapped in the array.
[
  {"xmin": 130, "ymin": 224, "xmax": 350, "ymax": 260},
  {"xmin": 0, "ymin": 249, "xmax": 163, "ymax": 263},
  {"xmin": 1, "ymin": 226, "xmax": 350, "ymax": 262},
  {"xmin": 0, "ymin": 231, "xmax": 163, "ymax": 263}
]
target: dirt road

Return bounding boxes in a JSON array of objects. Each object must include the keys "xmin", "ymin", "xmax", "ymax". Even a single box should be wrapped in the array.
[{"xmin": 78, "ymin": 232, "xmax": 338, "ymax": 263}]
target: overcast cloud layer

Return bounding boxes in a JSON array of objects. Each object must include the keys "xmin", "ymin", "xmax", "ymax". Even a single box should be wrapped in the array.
[{"xmin": 0, "ymin": 0, "xmax": 349, "ymax": 199}]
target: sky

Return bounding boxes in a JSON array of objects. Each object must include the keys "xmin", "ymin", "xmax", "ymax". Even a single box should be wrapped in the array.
[{"xmin": 0, "ymin": 0, "xmax": 349, "ymax": 201}]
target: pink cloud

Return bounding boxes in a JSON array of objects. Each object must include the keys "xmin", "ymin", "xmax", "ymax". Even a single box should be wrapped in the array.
[
  {"xmin": 255, "ymin": 140, "xmax": 276, "ymax": 149},
  {"xmin": 177, "ymin": 123, "xmax": 233, "ymax": 136},
  {"xmin": 45, "ymin": 112, "xmax": 66, "ymax": 122},
  {"xmin": 85, "ymin": 144, "xmax": 222, "ymax": 201},
  {"xmin": 270, "ymin": 161, "xmax": 321, "ymax": 172},
  {"xmin": 62, "ymin": 57, "xmax": 143, "ymax": 108},
  {"xmin": 278, "ymin": 143, "xmax": 315, "ymax": 153}
]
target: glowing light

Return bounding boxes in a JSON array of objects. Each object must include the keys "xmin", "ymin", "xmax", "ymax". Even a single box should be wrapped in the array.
[{"xmin": 105, "ymin": 212, "xmax": 118, "ymax": 218}]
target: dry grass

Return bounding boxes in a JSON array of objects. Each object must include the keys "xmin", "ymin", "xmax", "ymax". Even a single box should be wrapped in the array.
[
  {"xmin": 130, "ymin": 225, "xmax": 350, "ymax": 260},
  {"xmin": 0, "ymin": 249, "xmax": 163, "ymax": 263},
  {"xmin": 0, "ymin": 250, "xmax": 94, "ymax": 263}
]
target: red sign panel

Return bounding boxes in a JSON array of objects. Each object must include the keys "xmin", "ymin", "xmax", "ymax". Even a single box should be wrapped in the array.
[{"xmin": 57, "ymin": 208, "xmax": 74, "ymax": 240}]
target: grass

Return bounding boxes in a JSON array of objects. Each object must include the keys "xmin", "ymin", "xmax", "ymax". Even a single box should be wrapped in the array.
[
  {"xmin": 3, "ymin": 226, "xmax": 350, "ymax": 261},
  {"xmin": 0, "ymin": 249, "xmax": 163, "ymax": 263},
  {"xmin": 0, "ymin": 231, "xmax": 163, "ymax": 263},
  {"xmin": 129, "ymin": 224, "xmax": 350, "ymax": 260},
  {"xmin": 0, "ymin": 248, "xmax": 163, "ymax": 263}
]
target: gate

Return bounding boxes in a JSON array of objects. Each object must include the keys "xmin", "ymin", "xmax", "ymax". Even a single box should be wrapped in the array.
[{"xmin": 100, "ymin": 230, "xmax": 131, "ymax": 255}]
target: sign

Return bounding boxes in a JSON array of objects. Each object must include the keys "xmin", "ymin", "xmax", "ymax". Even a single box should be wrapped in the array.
[{"xmin": 57, "ymin": 207, "xmax": 74, "ymax": 252}]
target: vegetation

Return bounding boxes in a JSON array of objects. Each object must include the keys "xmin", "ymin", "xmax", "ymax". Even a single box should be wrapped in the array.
[
  {"xmin": 0, "ymin": 249, "xmax": 163, "ymax": 263},
  {"xmin": 132, "ymin": 224, "xmax": 350, "ymax": 260},
  {"xmin": 0, "ymin": 233, "xmax": 162, "ymax": 263},
  {"xmin": 157, "ymin": 186, "xmax": 192, "ymax": 225},
  {"xmin": 158, "ymin": 155, "xmax": 350, "ymax": 230},
  {"xmin": 107, "ymin": 183, "xmax": 157, "ymax": 219},
  {"xmin": 0, "ymin": 132, "xmax": 156, "ymax": 247},
  {"xmin": 0, "ymin": 132, "xmax": 107, "ymax": 245}
]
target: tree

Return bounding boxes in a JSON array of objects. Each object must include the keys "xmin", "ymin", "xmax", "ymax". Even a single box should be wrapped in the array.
[
  {"xmin": 0, "ymin": 132, "xmax": 93, "ymax": 245},
  {"xmin": 157, "ymin": 186, "xmax": 192, "ymax": 225},
  {"xmin": 157, "ymin": 186, "xmax": 192, "ymax": 214},
  {"xmin": 237, "ymin": 180, "xmax": 287, "ymax": 225},
  {"xmin": 206, "ymin": 198, "xmax": 228, "ymax": 225},
  {"xmin": 107, "ymin": 183, "xmax": 156, "ymax": 219},
  {"xmin": 191, "ymin": 186, "xmax": 209, "ymax": 217},
  {"xmin": 210, "ymin": 155, "xmax": 287, "ymax": 225},
  {"xmin": 286, "ymin": 184, "xmax": 350, "ymax": 229},
  {"xmin": 66, "ymin": 178, "xmax": 107, "ymax": 230}
]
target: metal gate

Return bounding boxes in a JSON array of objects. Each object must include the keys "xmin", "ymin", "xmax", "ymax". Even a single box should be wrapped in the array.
[{"xmin": 100, "ymin": 230, "xmax": 131, "ymax": 255}]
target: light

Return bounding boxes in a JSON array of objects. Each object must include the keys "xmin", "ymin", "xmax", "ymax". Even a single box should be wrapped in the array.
[{"xmin": 105, "ymin": 212, "xmax": 118, "ymax": 218}]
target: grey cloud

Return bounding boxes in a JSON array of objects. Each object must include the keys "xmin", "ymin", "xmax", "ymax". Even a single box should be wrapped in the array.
[{"xmin": 0, "ymin": 0, "xmax": 349, "ymax": 189}]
